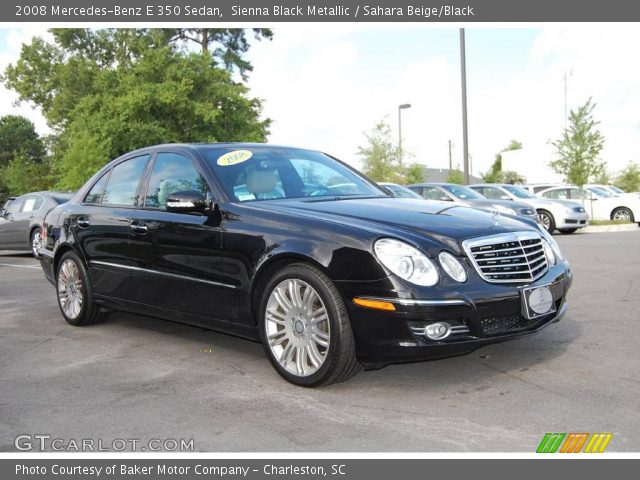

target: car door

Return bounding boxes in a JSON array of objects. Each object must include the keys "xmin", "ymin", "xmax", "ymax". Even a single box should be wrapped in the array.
[
  {"xmin": 128, "ymin": 151, "xmax": 227, "ymax": 322},
  {"xmin": 72, "ymin": 154, "xmax": 151, "ymax": 300},
  {"xmin": 0, "ymin": 197, "xmax": 25, "ymax": 249}
]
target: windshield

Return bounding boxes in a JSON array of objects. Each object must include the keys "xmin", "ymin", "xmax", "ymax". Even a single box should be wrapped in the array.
[
  {"xmin": 382, "ymin": 183, "xmax": 422, "ymax": 199},
  {"xmin": 586, "ymin": 186, "xmax": 613, "ymax": 198},
  {"xmin": 441, "ymin": 184, "xmax": 484, "ymax": 200},
  {"xmin": 503, "ymin": 185, "xmax": 535, "ymax": 199},
  {"xmin": 203, "ymin": 147, "xmax": 387, "ymax": 202},
  {"xmin": 608, "ymin": 186, "xmax": 624, "ymax": 194}
]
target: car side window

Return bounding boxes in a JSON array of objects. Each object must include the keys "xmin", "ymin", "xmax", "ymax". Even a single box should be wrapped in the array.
[
  {"xmin": 84, "ymin": 171, "xmax": 110, "ymax": 204},
  {"xmin": 422, "ymin": 187, "xmax": 445, "ymax": 201},
  {"xmin": 543, "ymin": 189, "xmax": 565, "ymax": 200},
  {"xmin": 481, "ymin": 187, "xmax": 504, "ymax": 200},
  {"xmin": 20, "ymin": 195, "xmax": 43, "ymax": 212},
  {"xmin": 144, "ymin": 153, "xmax": 208, "ymax": 209},
  {"xmin": 5, "ymin": 198, "xmax": 24, "ymax": 216},
  {"xmin": 101, "ymin": 155, "xmax": 150, "ymax": 206}
]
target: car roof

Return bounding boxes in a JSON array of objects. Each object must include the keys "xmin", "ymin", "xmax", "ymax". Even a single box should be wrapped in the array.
[{"xmin": 126, "ymin": 142, "xmax": 320, "ymax": 156}]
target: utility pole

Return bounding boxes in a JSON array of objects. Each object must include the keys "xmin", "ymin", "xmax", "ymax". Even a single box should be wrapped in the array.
[
  {"xmin": 460, "ymin": 28, "xmax": 470, "ymax": 185},
  {"xmin": 448, "ymin": 140, "xmax": 453, "ymax": 171},
  {"xmin": 398, "ymin": 103, "xmax": 411, "ymax": 164}
]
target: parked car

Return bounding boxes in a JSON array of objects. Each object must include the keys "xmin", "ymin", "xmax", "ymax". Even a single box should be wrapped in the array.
[
  {"xmin": 378, "ymin": 182, "xmax": 423, "ymax": 199},
  {"xmin": 584, "ymin": 184, "xmax": 639, "ymax": 199},
  {"xmin": 409, "ymin": 183, "xmax": 538, "ymax": 223},
  {"xmin": 469, "ymin": 183, "xmax": 588, "ymax": 234},
  {"xmin": 538, "ymin": 185, "xmax": 640, "ymax": 223},
  {"xmin": 0, "ymin": 192, "xmax": 74, "ymax": 256},
  {"xmin": 39, "ymin": 144, "xmax": 571, "ymax": 387}
]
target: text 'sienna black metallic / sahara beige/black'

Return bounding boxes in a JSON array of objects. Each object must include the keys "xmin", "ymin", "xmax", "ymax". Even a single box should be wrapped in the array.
[{"xmin": 38, "ymin": 144, "xmax": 572, "ymax": 387}]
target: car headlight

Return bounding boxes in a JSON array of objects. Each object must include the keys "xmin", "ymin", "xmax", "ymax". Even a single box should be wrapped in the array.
[
  {"xmin": 537, "ymin": 224, "xmax": 564, "ymax": 261},
  {"xmin": 541, "ymin": 239, "xmax": 556, "ymax": 265},
  {"xmin": 492, "ymin": 204, "xmax": 516, "ymax": 215},
  {"xmin": 438, "ymin": 252, "xmax": 467, "ymax": 282},
  {"xmin": 374, "ymin": 238, "xmax": 439, "ymax": 286}
]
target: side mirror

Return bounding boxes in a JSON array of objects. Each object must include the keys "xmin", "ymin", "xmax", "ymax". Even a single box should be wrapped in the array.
[
  {"xmin": 440, "ymin": 196, "xmax": 453, "ymax": 202},
  {"xmin": 166, "ymin": 190, "xmax": 208, "ymax": 213},
  {"xmin": 501, "ymin": 195, "xmax": 511, "ymax": 200},
  {"xmin": 0, "ymin": 209, "xmax": 5, "ymax": 217}
]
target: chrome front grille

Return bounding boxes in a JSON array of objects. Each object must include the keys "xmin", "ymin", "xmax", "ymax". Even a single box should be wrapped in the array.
[{"xmin": 462, "ymin": 232, "xmax": 549, "ymax": 283}]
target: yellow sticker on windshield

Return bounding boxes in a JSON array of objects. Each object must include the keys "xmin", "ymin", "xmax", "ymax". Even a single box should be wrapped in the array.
[{"xmin": 217, "ymin": 150, "xmax": 253, "ymax": 166}]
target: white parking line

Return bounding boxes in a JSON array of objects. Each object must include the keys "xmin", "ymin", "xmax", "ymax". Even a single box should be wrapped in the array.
[{"xmin": 0, "ymin": 263, "xmax": 40, "ymax": 269}]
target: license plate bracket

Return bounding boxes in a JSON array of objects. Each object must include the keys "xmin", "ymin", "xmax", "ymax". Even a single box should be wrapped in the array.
[{"xmin": 521, "ymin": 284, "xmax": 556, "ymax": 320}]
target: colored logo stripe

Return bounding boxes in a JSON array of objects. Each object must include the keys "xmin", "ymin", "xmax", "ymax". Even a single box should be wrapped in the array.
[
  {"xmin": 537, "ymin": 433, "xmax": 566, "ymax": 453},
  {"xmin": 537, "ymin": 433, "xmax": 613, "ymax": 453},
  {"xmin": 560, "ymin": 433, "xmax": 589, "ymax": 453},
  {"xmin": 584, "ymin": 433, "xmax": 613, "ymax": 453}
]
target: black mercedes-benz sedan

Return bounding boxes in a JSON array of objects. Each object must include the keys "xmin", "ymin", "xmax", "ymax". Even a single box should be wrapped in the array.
[{"xmin": 38, "ymin": 144, "xmax": 572, "ymax": 386}]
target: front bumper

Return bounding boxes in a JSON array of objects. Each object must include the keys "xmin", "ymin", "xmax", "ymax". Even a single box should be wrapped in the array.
[
  {"xmin": 338, "ymin": 261, "xmax": 572, "ymax": 365},
  {"xmin": 555, "ymin": 211, "xmax": 589, "ymax": 229}
]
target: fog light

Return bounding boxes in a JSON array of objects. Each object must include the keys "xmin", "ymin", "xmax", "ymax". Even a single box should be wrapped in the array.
[{"xmin": 425, "ymin": 322, "xmax": 451, "ymax": 340}]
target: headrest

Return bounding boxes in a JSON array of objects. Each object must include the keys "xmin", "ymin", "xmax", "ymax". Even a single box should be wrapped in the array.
[{"xmin": 246, "ymin": 170, "xmax": 277, "ymax": 195}]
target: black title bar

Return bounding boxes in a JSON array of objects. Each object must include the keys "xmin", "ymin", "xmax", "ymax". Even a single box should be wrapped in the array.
[{"xmin": 4, "ymin": 0, "xmax": 640, "ymax": 22}]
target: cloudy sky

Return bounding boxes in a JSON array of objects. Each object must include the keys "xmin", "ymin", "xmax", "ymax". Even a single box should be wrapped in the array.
[{"xmin": 1, "ymin": 25, "xmax": 638, "ymax": 178}]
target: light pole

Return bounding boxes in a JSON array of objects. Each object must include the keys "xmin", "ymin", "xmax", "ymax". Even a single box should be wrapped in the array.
[
  {"xmin": 398, "ymin": 103, "xmax": 411, "ymax": 163},
  {"xmin": 459, "ymin": 28, "xmax": 470, "ymax": 185}
]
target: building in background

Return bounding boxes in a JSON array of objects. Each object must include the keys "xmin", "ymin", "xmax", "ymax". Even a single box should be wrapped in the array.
[{"xmin": 501, "ymin": 145, "xmax": 563, "ymax": 183}]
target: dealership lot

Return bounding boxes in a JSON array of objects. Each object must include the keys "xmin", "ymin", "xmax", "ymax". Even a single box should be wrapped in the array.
[{"xmin": 1, "ymin": 231, "xmax": 639, "ymax": 452}]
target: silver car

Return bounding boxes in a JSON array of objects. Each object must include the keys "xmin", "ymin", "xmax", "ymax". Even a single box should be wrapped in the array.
[
  {"xmin": 408, "ymin": 183, "xmax": 538, "ymax": 223},
  {"xmin": 469, "ymin": 183, "xmax": 589, "ymax": 234}
]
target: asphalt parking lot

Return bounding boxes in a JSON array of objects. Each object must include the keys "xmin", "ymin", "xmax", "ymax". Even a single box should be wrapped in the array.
[{"xmin": 1, "ymin": 231, "xmax": 639, "ymax": 452}]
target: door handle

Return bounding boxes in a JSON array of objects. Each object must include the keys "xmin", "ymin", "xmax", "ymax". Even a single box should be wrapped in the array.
[
  {"xmin": 77, "ymin": 217, "xmax": 90, "ymax": 229},
  {"xmin": 130, "ymin": 222, "xmax": 148, "ymax": 235}
]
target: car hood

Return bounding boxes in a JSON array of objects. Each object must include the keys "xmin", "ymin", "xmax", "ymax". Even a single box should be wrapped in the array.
[
  {"xmin": 518, "ymin": 197, "xmax": 580, "ymax": 209},
  {"xmin": 252, "ymin": 197, "xmax": 538, "ymax": 247},
  {"xmin": 457, "ymin": 198, "xmax": 534, "ymax": 211}
]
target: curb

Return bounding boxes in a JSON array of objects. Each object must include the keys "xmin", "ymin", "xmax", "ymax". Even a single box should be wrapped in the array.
[{"xmin": 578, "ymin": 224, "xmax": 639, "ymax": 233}]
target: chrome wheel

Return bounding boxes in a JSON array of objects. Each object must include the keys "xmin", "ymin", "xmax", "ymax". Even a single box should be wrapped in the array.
[
  {"xmin": 265, "ymin": 278, "xmax": 330, "ymax": 377},
  {"xmin": 57, "ymin": 259, "xmax": 84, "ymax": 320},
  {"xmin": 612, "ymin": 208, "xmax": 632, "ymax": 222},
  {"xmin": 538, "ymin": 212, "xmax": 551, "ymax": 230},
  {"xmin": 31, "ymin": 230, "xmax": 42, "ymax": 257}
]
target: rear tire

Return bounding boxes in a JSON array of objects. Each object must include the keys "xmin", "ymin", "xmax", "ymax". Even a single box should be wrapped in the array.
[
  {"xmin": 558, "ymin": 228, "xmax": 578, "ymax": 234},
  {"xmin": 259, "ymin": 263, "xmax": 361, "ymax": 387},
  {"xmin": 55, "ymin": 251, "xmax": 108, "ymax": 326},
  {"xmin": 537, "ymin": 210, "xmax": 556, "ymax": 233}
]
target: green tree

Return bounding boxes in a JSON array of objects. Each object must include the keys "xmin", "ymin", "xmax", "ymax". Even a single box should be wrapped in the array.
[
  {"xmin": 502, "ymin": 170, "xmax": 526, "ymax": 184},
  {"xmin": 0, "ymin": 115, "xmax": 45, "ymax": 168},
  {"xmin": 592, "ymin": 167, "xmax": 612, "ymax": 185},
  {"xmin": 358, "ymin": 120, "xmax": 402, "ymax": 183},
  {"xmin": 403, "ymin": 163, "xmax": 424, "ymax": 185},
  {"xmin": 551, "ymin": 98, "xmax": 605, "ymax": 186},
  {"xmin": 3, "ymin": 28, "xmax": 271, "ymax": 189},
  {"xmin": 615, "ymin": 162, "xmax": 640, "ymax": 192},
  {"xmin": 0, "ymin": 115, "xmax": 49, "ymax": 200},
  {"xmin": 483, "ymin": 139, "xmax": 522, "ymax": 183},
  {"xmin": 447, "ymin": 169, "xmax": 464, "ymax": 185}
]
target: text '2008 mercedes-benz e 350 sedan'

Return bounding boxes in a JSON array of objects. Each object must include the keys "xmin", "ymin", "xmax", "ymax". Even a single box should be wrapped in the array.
[{"xmin": 38, "ymin": 144, "xmax": 572, "ymax": 386}]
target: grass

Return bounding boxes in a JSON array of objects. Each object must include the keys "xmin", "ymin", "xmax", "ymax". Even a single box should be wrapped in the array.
[{"xmin": 589, "ymin": 219, "xmax": 635, "ymax": 226}]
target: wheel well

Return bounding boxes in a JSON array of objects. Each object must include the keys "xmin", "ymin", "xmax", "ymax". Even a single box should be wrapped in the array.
[
  {"xmin": 53, "ymin": 244, "xmax": 76, "ymax": 276},
  {"xmin": 249, "ymin": 254, "xmax": 327, "ymax": 324},
  {"xmin": 28, "ymin": 224, "xmax": 42, "ymax": 244},
  {"xmin": 611, "ymin": 206, "xmax": 632, "ymax": 219}
]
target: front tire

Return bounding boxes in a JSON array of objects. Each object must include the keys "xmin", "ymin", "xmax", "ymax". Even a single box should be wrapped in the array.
[
  {"xmin": 259, "ymin": 263, "xmax": 361, "ymax": 387},
  {"xmin": 56, "ymin": 251, "xmax": 108, "ymax": 326},
  {"xmin": 558, "ymin": 228, "xmax": 578, "ymax": 234},
  {"xmin": 537, "ymin": 210, "xmax": 556, "ymax": 233},
  {"xmin": 611, "ymin": 207, "xmax": 634, "ymax": 223}
]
